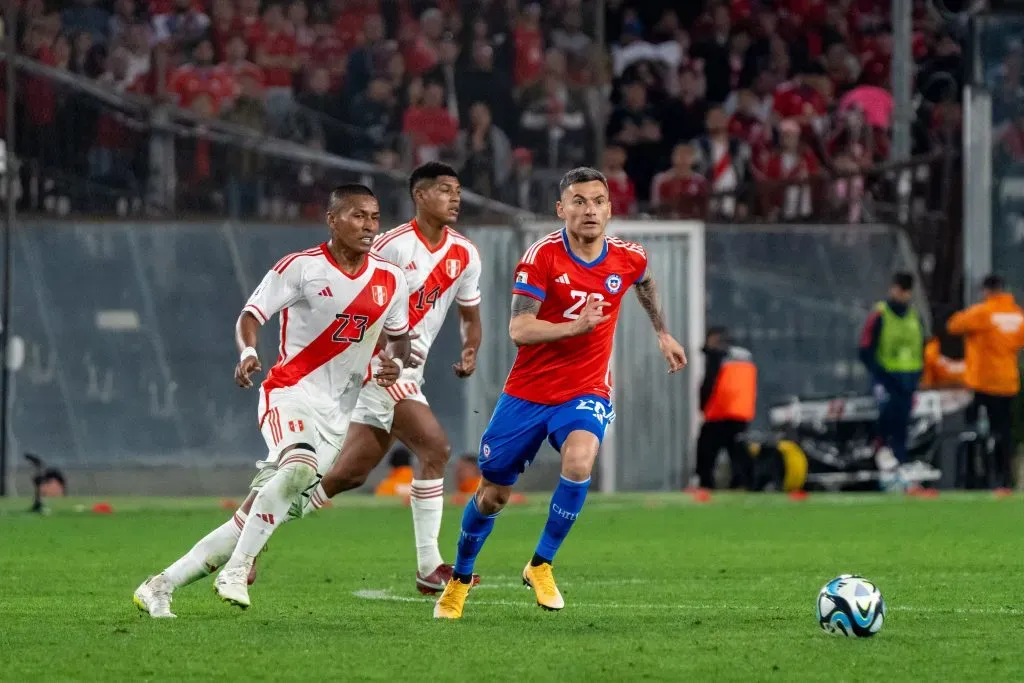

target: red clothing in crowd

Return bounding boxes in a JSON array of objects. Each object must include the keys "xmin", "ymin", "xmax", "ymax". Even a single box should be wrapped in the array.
[
  {"xmin": 999, "ymin": 124, "xmax": 1024, "ymax": 162},
  {"xmin": 233, "ymin": 14, "xmax": 266, "ymax": 46},
  {"xmin": 402, "ymin": 105, "xmax": 458, "ymax": 145},
  {"xmin": 650, "ymin": 171, "xmax": 708, "ymax": 218},
  {"xmin": 514, "ymin": 23, "xmax": 544, "ymax": 86},
  {"xmin": 335, "ymin": 1, "xmax": 377, "ymax": 54},
  {"xmin": 762, "ymin": 148, "xmax": 820, "ymax": 181},
  {"xmin": 257, "ymin": 30, "xmax": 297, "ymax": 88},
  {"xmin": 168, "ymin": 64, "xmax": 235, "ymax": 112},
  {"xmin": 24, "ymin": 46, "xmax": 57, "ymax": 127},
  {"xmin": 311, "ymin": 34, "xmax": 348, "ymax": 90},
  {"xmin": 94, "ymin": 77, "xmax": 147, "ymax": 150},
  {"xmin": 773, "ymin": 81, "xmax": 828, "ymax": 120},
  {"xmin": 605, "ymin": 170, "xmax": 637, "ymax": 217},
  {"xmin": 403, "ymin": 35, "xmax": 438, "ymax": 76}
]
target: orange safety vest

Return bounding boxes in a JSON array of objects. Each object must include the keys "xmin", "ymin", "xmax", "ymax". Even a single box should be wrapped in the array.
[
  {"xmin": 920, "ymin": 338, "xmax": 966, "ymax": 389},
  {"xmin": 375, "ymin": 465, "xmax": 414, "ymax": 497},
  {"xmin": 703, "ymin": 345, "xmax": 757, "ymax": 422}
]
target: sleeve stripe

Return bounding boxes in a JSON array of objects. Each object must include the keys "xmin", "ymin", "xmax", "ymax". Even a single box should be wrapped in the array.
[
  {"xmin": 513, "ymin": 282, "xmax": 546, "ymax": 301},
  {"xmin": 457, "ymin": 295, "xmax": 482, "ymax": 306},
  {"xmin": 633, "ymin": 269, "xmax": 648, "ymax": 285},
  {"xmin": 384, "ymin": 324, "xmax": 409, "ymax": 334},
  {"xmin": 243, "ymin": 304, "xmax": 268, "ymax": 324}
]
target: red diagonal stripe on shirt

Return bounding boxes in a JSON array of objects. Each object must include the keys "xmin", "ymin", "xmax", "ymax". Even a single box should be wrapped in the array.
[
  {"xmin": 263, "ymin": 268, "xmax": 398, "ymax": 394},
  {"xmin": 407, "ymin": 243, "xmax": 470, "ymax": 329}
]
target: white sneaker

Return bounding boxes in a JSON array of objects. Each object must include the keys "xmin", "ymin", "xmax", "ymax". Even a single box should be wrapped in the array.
[
  {"xmin": 214, "ymin": 566, "xmax": 251, "ymax": 609},
  {"xmin": 133, "ymin": 574, "xmax": 176, "ymax": 618}
]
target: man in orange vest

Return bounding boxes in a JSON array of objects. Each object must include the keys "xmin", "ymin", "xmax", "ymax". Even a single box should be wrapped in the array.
[
  {"xmin": 947, "ymin": 274, "xmax": 1024, "ymax": 489},
  {"xmin": 696, "ymin": 327, "xmax": 757, "ymax": 489}
]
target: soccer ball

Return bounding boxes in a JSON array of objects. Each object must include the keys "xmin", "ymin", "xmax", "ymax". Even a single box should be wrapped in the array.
[{"xmin": 816, "ymin": 574, "xmax": 886, "ymax": 637}]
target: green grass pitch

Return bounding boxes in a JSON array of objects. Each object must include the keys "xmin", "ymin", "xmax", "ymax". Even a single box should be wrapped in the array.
[{"xmin": 1, "ymin": 492, "xmax": 1021, "ymax": 682}]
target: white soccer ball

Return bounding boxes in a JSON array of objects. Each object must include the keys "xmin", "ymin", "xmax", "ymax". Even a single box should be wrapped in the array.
[{"xmin": 816, "ymin": 574, "xmax": 886, "ymax": 637}]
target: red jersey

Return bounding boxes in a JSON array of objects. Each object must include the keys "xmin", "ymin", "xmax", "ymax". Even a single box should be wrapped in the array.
[
  {"xmin": 505, "ymin": 229, "xmax": 648, "ymax": 405},
  {"xmin": 257, "ymin": 30, "xmax": 297, "ymax": 88}
]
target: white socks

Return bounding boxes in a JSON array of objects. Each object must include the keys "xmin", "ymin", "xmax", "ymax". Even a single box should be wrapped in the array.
[
  {"xmin": 225, "ymin": 453, "xmax": 318, "ymax": 571},
  {"xmin": 164, "ymin": 510, "xmax": 247, "ymax": 588},
  {"xmin": 410, "ymin": 478, "xmax": 445, "ymax": 575}
]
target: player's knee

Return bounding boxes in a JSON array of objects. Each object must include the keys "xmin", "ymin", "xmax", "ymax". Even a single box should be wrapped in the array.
[
  {"xmin": 476, "ymin": 482, "xmax": 510, "ymax": 515},
  {"xmin": 276, "ymin": 445, "xmax": 318, "ymax": 497},
  {"xmin": 561, "ymin": 444, "xmax": 597, "ymax": 482}
]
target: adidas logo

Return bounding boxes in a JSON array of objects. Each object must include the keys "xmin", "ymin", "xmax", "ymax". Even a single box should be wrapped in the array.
[
  {"xmin": 405, "ymin": 261, "xmax": 417, "ymax": 271},
  {"xmin": 318, "ymin": 287, "xmax": 333, "ymax": 297},
  {"xmin": 555, "ymin": 274, "xmax": 571, "ymax": 285}
]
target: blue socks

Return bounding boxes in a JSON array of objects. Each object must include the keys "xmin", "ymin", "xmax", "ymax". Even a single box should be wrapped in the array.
[
  {"xmin": 534, "ymin": 476, "xmax": 590, "ymax": 563},
  {"xmin": 454, "ymin": 497, "xmax": 498, "ymax": 577}
]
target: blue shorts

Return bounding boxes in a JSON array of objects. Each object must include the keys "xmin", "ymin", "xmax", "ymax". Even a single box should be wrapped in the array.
[{"xmin": 478, "ymin": 393, "xmax": 615, "ymax": 486}]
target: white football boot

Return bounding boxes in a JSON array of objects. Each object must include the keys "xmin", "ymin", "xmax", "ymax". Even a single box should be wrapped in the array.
[
  {"xmin": 214, "ymin": 566, "xmax": 251, "ymax": 609},
  {"xmin": 133, "ymin": 574, "xmax": 176, "ymax": 618}
]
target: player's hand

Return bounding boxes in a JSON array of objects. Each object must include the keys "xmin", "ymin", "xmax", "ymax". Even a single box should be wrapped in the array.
[
  {"xmin": 658, "ymin": 332, "xmax": 688, "ymax": 374},
  {"xmin": 406, "ymin": 332, "xmax": 426, "ymax": 369},
  {"xmin": 569, "ymin": 294, "xmax": 612, "ymax": 336},
  {"xmin": 235, "ymin": 355, "xmax": 262, "ymax": 388},
  {"xmin": 453, "ymin": 347, "xmax": 477, "ymax": 378},
  {"xmin": 374, "ymin": 351, "xmax": 401, "ymax": 387}
]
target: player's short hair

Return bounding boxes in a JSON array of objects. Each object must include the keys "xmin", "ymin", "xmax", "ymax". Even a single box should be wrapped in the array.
[
  {"xmin": 982, "ymin": 274, "xmax": 1005, "ymax": 291},
  {"xmin": 706, "ymin": 325, "xmax": 728, "ymax": 342},
  {"xmin": 389, "ymin": 445, "xmax": 412, "ymax": 468},
  {"xmin": 327, "ymin": 184, "xmax": 376, "ymax": 213},
  {"xmin": 558, "ymin": 167, "xmax": 608, "ymax": 195},
  {"xmin": 891, "ymin": 272, "xmax": 914, "ymax": 292},
  {"xmin": 409, "ymin": 162, "xmax": 459, "ymax": 199}
]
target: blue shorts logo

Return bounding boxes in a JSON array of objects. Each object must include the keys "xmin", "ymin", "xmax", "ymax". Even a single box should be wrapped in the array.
[
  {"xmin": 481, "ymin": 443, "xmax": 491, "ymax": 459},
  {"xmin": 605, "ymin": 274, "xmax": 622, "ymax": 294}
]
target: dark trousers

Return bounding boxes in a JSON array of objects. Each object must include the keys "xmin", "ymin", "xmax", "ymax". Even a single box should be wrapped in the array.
[
  {"xmin": 876, "ymin": 388, "xmax": 914, "ymax": 463},
  {"xmin": 966, "ymin": 392, "xmax": 1015, "ymax": 489},
  {"xmin": 696, "ymin": 419, "xmax": 750, "ymax": 489}
]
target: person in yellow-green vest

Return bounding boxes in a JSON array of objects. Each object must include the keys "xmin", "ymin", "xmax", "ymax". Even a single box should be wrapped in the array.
[{"xmin": 857, "ymin": 272, "xmax": 924, "ymax": 464}]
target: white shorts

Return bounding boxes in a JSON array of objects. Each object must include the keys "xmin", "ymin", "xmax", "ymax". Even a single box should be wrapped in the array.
[
  {"xmin": 351, "ymin": 378, "xmax": 429, "ymax": 432},
  {"xmin": 249, "ymin": 400, "xmax": 347, "ymax": 501}
]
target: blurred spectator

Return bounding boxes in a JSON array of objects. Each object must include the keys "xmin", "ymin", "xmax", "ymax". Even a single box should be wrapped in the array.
[
  {"xmin": 254, "ymin": 3, "xmax": 298, "ymax": 127},
  {"xmin": 289, "ymin": 0, "xmax": 316, "ymax": 69},
  {"xmin": 62, "ymin": 0, "xmax": 109, "ymax": 45},
  {"xmin": 402, "ymin": 8, "xmax": 444, "ymax": 77},
  {"xmin": 513, "ymin": 3, "xmax": 545, "ymax": 88},
  {"xmin": 108, "ymin": 0, "xmax": 137, "ymax": 47},
  {"xmin": 19, "ymin": 21, "xmax": 59, "ymax": 182},
  {"xmin": 550, "ymin": 8, "xmax": 592, "ymax": 64},
  {"xmin": 990, "ymin": 41, "xmax": 1024, "ymax": 126},
  {"xmin": 297, "ymin": 66, "xmax": 344, "ymax": 153},
  {"xmin": 152, "ymin": 0, "xmax": 210, "ymax": 54},
  {"xmin": 349, "ymin": 77, "xmax": 398, "ymax": 162},
  {"xmin": 209, "ymin": 0, "xmax": 236, "ymax": 61},
  {"xmin": 234, "ymin": 0, "xmax": 265, "ymax": 46},
  {"xmin": 601, "ymin": 144, "xmax": 637, "ymax": 217},
  {"xmin": 221, "ymin": 70, "xmax": 267, "ymax": 218},
  {"xmin": 403, "ymin": 80, "xmax": 458, "ymax": 165},
  {"xmin": 122, "ymin": 22, "xmax": 152, "ymax": 84},
  {"xmin": 345, "ymin": 13, "xmax": 392, "ymax": 97},
  {"xmin": 502, "ymin": 147, "xmax": 546, "ymax": 210},
  {"xmin": 691, "ymin": 3, "xmax": 733, "ymax": 104},
  {"xmin": 220, "ymin": 34, "xmax": 262, "ymax": 90},
  {"xmin": 519, "ymin": 49, "xmax": 589, "ymax": 168},
  {"xmin": 727, "ymin": 88, "xmax": 771, "ymax": 170},
  {"xmin": 762, "ymin": 118, "xmax": 820, "ymax": 220},
  {"xmin": 650, "ymin": 143, "xmax": 708, "ymax": 219},
  {"xmin": 694, "ymin": 106, "xmax": 750, "ymax": 218},
  {"xmin": 662, "ymin": 67, "xmax": 708, "ymax": 148},
  {"xmin": 995, "ymin": 105, "xmax": 1024, "ymax": 167},
  {"xmin": 424, "ymin": 34, "xmax": 461, "ymax": 122},
  {"xmin": 375, "ymin": 446, "xmax": 414, "ymax": 497},
  {"xmin": 177, "ymin": 94, "xmax": 218, "ymax": 212},
  {"xmin": 606, "ymin": 77, "xmax": 663, "ymax": 200},
  {"xmin": 456, "ymin": 40, "xmax": 516, "ymax": 136},
  {"xmin": 772, "ymin": 63, "xmax": 830, "ymax": 137},
  {"xmin": 456, "ymin": 101, "xmax": 512, "ymax": 199},
  {"xmin": 168, "ymin": 39, "xmax": 234, "ymax": 115}
]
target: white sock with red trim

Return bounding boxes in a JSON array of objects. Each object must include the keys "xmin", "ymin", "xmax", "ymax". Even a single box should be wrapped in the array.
[
  {"xmin": 226, "ymin": 451, "xmax": 318, "ymax": 571},
  {"xmin": 163, "ymin": 510, "xmax": 247, "ymax": 588},
  {"xmin": 410, "ymin": 478, "xmax": 445, "ymax": 575}
]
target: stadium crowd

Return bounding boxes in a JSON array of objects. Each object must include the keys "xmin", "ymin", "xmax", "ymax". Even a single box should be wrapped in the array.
[{"xmin": 8, "ymin": 0, "xmax": 971, "ymax": 218}]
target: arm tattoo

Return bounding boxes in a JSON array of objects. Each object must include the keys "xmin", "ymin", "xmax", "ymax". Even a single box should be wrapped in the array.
[
  {"xmin": 634, "ymin": 275, "xmax": 666, "ymax": 334},
  {"xmin": 510, "ymin": 293, "xmax": 542, "ymax": 318}
]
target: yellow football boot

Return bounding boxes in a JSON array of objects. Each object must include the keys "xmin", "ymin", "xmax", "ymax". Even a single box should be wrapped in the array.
[
  {"xmin": 433, "ymin": 577, "xmax": 472, "ymax": 619},
  {"xmin": 522, "ymin": 562, "xmax": 565, "ymax": 611}
]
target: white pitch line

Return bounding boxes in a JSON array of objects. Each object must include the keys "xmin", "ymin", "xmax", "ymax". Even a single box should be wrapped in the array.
[{"xmin": 351, "ymin": 589, "xmax": 1022, "ymax": 615}]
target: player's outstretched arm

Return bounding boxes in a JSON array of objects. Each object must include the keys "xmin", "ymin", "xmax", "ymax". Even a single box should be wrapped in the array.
[
  {"xmin": 234, "ymin": 311, "xmax": 263, "ymax": 388},
  {"xmin": 509, "ymin": 293, "xmax": 609, "ymax": 346},
  {"xmin": 634, "ymin": 273, "xmax": 687, "ymax": 373}
]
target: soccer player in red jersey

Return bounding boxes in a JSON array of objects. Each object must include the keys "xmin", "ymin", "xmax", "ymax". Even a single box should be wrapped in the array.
[{"xmin": 434, "ymin": 167, "xmax": 688, "ymax": 619}]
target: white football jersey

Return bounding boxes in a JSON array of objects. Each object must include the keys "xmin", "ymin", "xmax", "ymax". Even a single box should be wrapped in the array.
[
  {"xmin": 243, "ymin": 243, "xmax": 409, "ymax": 430},
  {"xmin": 370, "ymin": 219, "xmax": 481, "ymax": 381}
]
